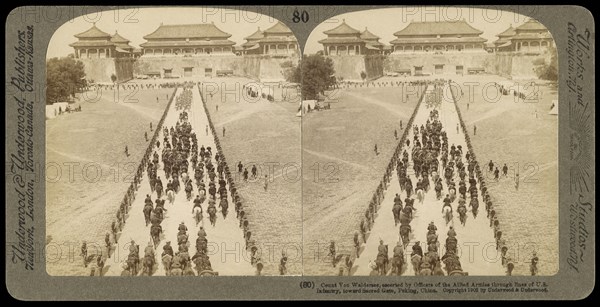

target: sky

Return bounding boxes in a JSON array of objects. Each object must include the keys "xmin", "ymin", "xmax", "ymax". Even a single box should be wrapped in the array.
[{"xmin": 47, "ymin": 7, "xmax": 547, "ymax": 58}]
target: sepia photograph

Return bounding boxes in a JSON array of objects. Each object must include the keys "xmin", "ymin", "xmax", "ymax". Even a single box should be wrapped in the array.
[
  {"xmin": 301, "ymin": 7, "xmax": 558, "ymax": 276},
  {"xmin": 45, "ymin": 7, "xmax": 302, "ymax": 276}
]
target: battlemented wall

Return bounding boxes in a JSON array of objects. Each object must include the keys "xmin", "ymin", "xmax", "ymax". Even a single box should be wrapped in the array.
[
  {"xmin": 384, "ymin": 53, "xmax": 496, "ymax": 75},
  {"xmin": 384, "ymin": 52, "xmax": 551, "ymax": 79},
  {"xmin": 132, "ymin": 55, "xmax": 298, "ymax": 81}
]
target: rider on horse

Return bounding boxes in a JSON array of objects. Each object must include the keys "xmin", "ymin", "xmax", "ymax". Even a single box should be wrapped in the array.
[
  {"xmin": 427, "ymin": 221, "xmax": 437, "ymax": 233},
  {"xmin": 412, "ymin": 241, "xmax": 423, "ymax": 257},
  {"xmin": 178, "ymin": 221, "xmax": 187, "ymax": 233},
  {"xmin": 162, "ymin": 241, "xmax": 174, "ymax": 257},
  {"xmin": 393, "ymin": 242, "xmax": 404, "ymax": 258},
  {"xmin": 144, "ymin": 242, "xmax": 155, "ymax": 258}
]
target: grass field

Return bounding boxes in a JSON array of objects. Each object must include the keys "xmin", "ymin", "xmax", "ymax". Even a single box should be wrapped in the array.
[
  {"xmin": 202, "ymin": 77, "xmax": 302, "ymax": 275},
  {"xmin": 301, "ymin": 85, "xmax": 425, "ymax": 275},
  {"xmin": 46, "ymin": 87, "xmax": 173, "ymax": 275},
  {"xmin": 452, "ymin": 74, "xmax": 559, "ymax": 275}
]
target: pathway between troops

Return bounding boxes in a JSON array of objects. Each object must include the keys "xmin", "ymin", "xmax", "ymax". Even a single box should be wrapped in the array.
[
  {"xmin": 105, "ymin": 87, "xmax": 255, "ymax": 276},
  {"xmin": 354, "ymin": 84, "xmax": 505, "ymax": 276}
]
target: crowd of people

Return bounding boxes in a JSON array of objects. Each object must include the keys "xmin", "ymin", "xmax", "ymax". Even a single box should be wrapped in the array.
[{"xmin": 345, "ymin": 79, "xmax": 530, "ymax": 276}]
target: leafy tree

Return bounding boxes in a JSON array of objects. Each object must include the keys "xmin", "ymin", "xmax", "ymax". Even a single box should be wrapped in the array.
[
  {"xmin": 289, "ymin": 54, "xmax": 336, "ymax": 100},
  {"xmin": 46, "ymin": 57, "xmax": 86, "ymax": 104},
  {"xmin": 534, "ymin": 46, "xmax": 557, "ymax": 81}
]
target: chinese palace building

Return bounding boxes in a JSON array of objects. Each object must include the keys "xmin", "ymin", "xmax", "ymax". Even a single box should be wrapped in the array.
[
  {"xmin": 256, "ymin": 21, "xmax": 298, "ymax": 55},
  {"xmin": 241, "ymin": 27, "xmax": 264, "ymax": 55},
  {"xmin": 360, "ymin": 28, "xmax": 385, "ymax": 55},
  {"xmin": 500, "ymin": 19, "xmax": 554, "ymax": 54},
  {"xmin": 140, "ymin": 22, "xmax": 236, "ymax": 56},
  {"xmin": 390, "ymin": 20, "xmax": 487, "ymax": 53},
  {"xmin": 70, "ymin": 24, "xmax": 119, "ymax": 59},
  {"xmin": 319, "ymin": 20, "xmax": 367, "ymax": 56},
  {"xmin": 110, "ymin": 31, "xmax": 134, "ymax": 57},
  {"xmin": 494, "ymin": 24, "xmax": 516, "ymax": 52}
]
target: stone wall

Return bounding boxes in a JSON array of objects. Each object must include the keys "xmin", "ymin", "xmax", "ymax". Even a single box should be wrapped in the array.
[
  {"xmin": 80, "ymin": 58, "xmax": 116, "ymax": 83},
  {"xmin": 364, "ymin": 55, "xmax": 384, "ymax": 80},
  {"xmin": 327, "ymin": 55, "xmax": 366, "ymax": 82},
  {"xmin": 132, "ymin": 55, "xmax": 298, "ymax": 81},
  {"xmin": 80, "ymin": 58, "xmax": 134, "ymax": 83},
  {"xmin": 384, "ymin": 53, "xmax": 496, "ymax": 75},
  {"xmin": 384, "ymin": 52, "xmax": 550, "ymax": 79},
  {"xmin": 114, "ymin": 58, "xmax": 134, "ymax": 82}
]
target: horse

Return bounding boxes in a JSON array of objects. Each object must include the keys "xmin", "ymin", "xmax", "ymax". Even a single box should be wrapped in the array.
[
  {"xmin": 446, "ymin": 237, "xmax": 458, "ymax": 254},
  {"xmin": 470, "ymin": 198, "xmax": 479, "ymax": 218},
  {"xmin": 392, "ymin": 205, "xmax": 402, "ymax": 226},
  {"xmin": 458, "ymin": 206, "xmax": 467, "ymax": 225},
  {"xmin": 431, "ymin": 171, "xmax": 439, "ymax": 184},
  {"xmin": 219, "ymin": 198, "xmax": 229, "ymax": 219},
  {"xmin": 167, "ymin": 189, "xmax": 175, "ymax": 205},
  {"xmin": 208, "ymin": 206, "xmax": 217, "ymax": 226},
  {"xmin": 375, "ymin": 253, "xmax": 388, "ymax": 276},
  {"xmin": 170, "ymin": 265, "xmax": 183, "ymax": 276},
  {"xmin": 416, "ymin": 189, "xmax": 425, "ymax": 204},
  {"xmin": 183, "ymin": 266, "xmax": 196, "ymax": 276},
  {"xmin": 399, "ymin": 209, "xmax": 412, "ymax": 225},
  {"xmin": 391, "ymin": 255, "xmax": 404, "ymax": 276},
  {"xmin": 162, "ymin": 254, "xmax": 172, "ymax": 276},
  {"xmin": 177, "ymin": 233, "xmax": 189, "ymax": 246},
  {"xmin": 433, "ymin": 262, "xmax": 445, "ymax": 276},
  {"xmin": 411, "ymin": 254, "xmax": 422, "ymax": 275},
  {"xmin": 156, "ymin": 183, "xmax": 163, "ymax": 198},
  {"xmin": 127, "ymin": 253, "xmax": 139, "ymax": 276},
  {"xmin": 181, "ymin": 172, "xmax": 189, "ymax": 186},
  {"xmin": 419, "ymin": 262, "xmax": 433, "ymax": 276},
  {"xmin": 449, "ymin": 188, "xmax": 457, "ymax": 202},
  {"xmin": 142, "ymin": 254, "xmax": 155, "ymax": 276},
  {"xmin": 435, "ymin": 182, "xmax": 443, "ymax": 200},
  {"xmin": 143, "ymin": 204, "xmax": 153, "ymax": 226},
  {"xmin": 185, "ymin": 184, "xmax": 193, "ymax": 200},
  {"xmin": 193, "ymin": 206, "xmax": 203, "ymax": 226},
  {"xmin": 150, "ymin": 225, "xmax": 162, "ymax": 248},
  {"xmin": 442, "ymin": 206, "xmax": 453, "ymax": 225},
  {"xmin": 399, "ymin": 225, "xmax": 411, "ymax": 247}
]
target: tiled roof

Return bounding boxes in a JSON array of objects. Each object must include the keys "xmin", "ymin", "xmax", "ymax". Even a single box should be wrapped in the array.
[
  {"xmin": 245, "ymin": 28, "xmax": 264, "ymax": 40},
  {"xmin": 143, "ymin": 23, "xmax": 232, "ymax": 40},
  {"xmin": 323, "ymin": 20, "xmax": 361, "ymax": 35},
  {"xmin": 497, "ymin": 26, "xmax": 516, "ymax": 38},
  {"xmin": 263, "ymin": 21, "xmax": 293, "ymax": 34},
  {"xmin": 394, "ymin": 20, "xmax": 483, "ymax": 36},
  {"xmin": 74, "ymin": 24, "xmax": 112, "ymax": 39},
  {"xmin": 360, "ymin": 28, "xmax": 380, "ymax": 40},
  {"xmin": 515, "ymin": 19, "xmax": 548, "ymax": 31},
  {"xmin": 111, "ymin": 31, "xmax": 130, "ymax": 43}
]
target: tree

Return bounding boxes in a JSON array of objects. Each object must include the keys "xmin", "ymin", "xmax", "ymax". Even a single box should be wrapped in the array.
[
  {"xmin": 46, "ymin": 57, "xmax": 87, "ymax": 104},
  {"xmin": 289, "ymin": 54, "xmax": 336, "ymax": 100},
  {"xmin": 534, "ymin": 46, "xmax": 557, "ymax": 81}
]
